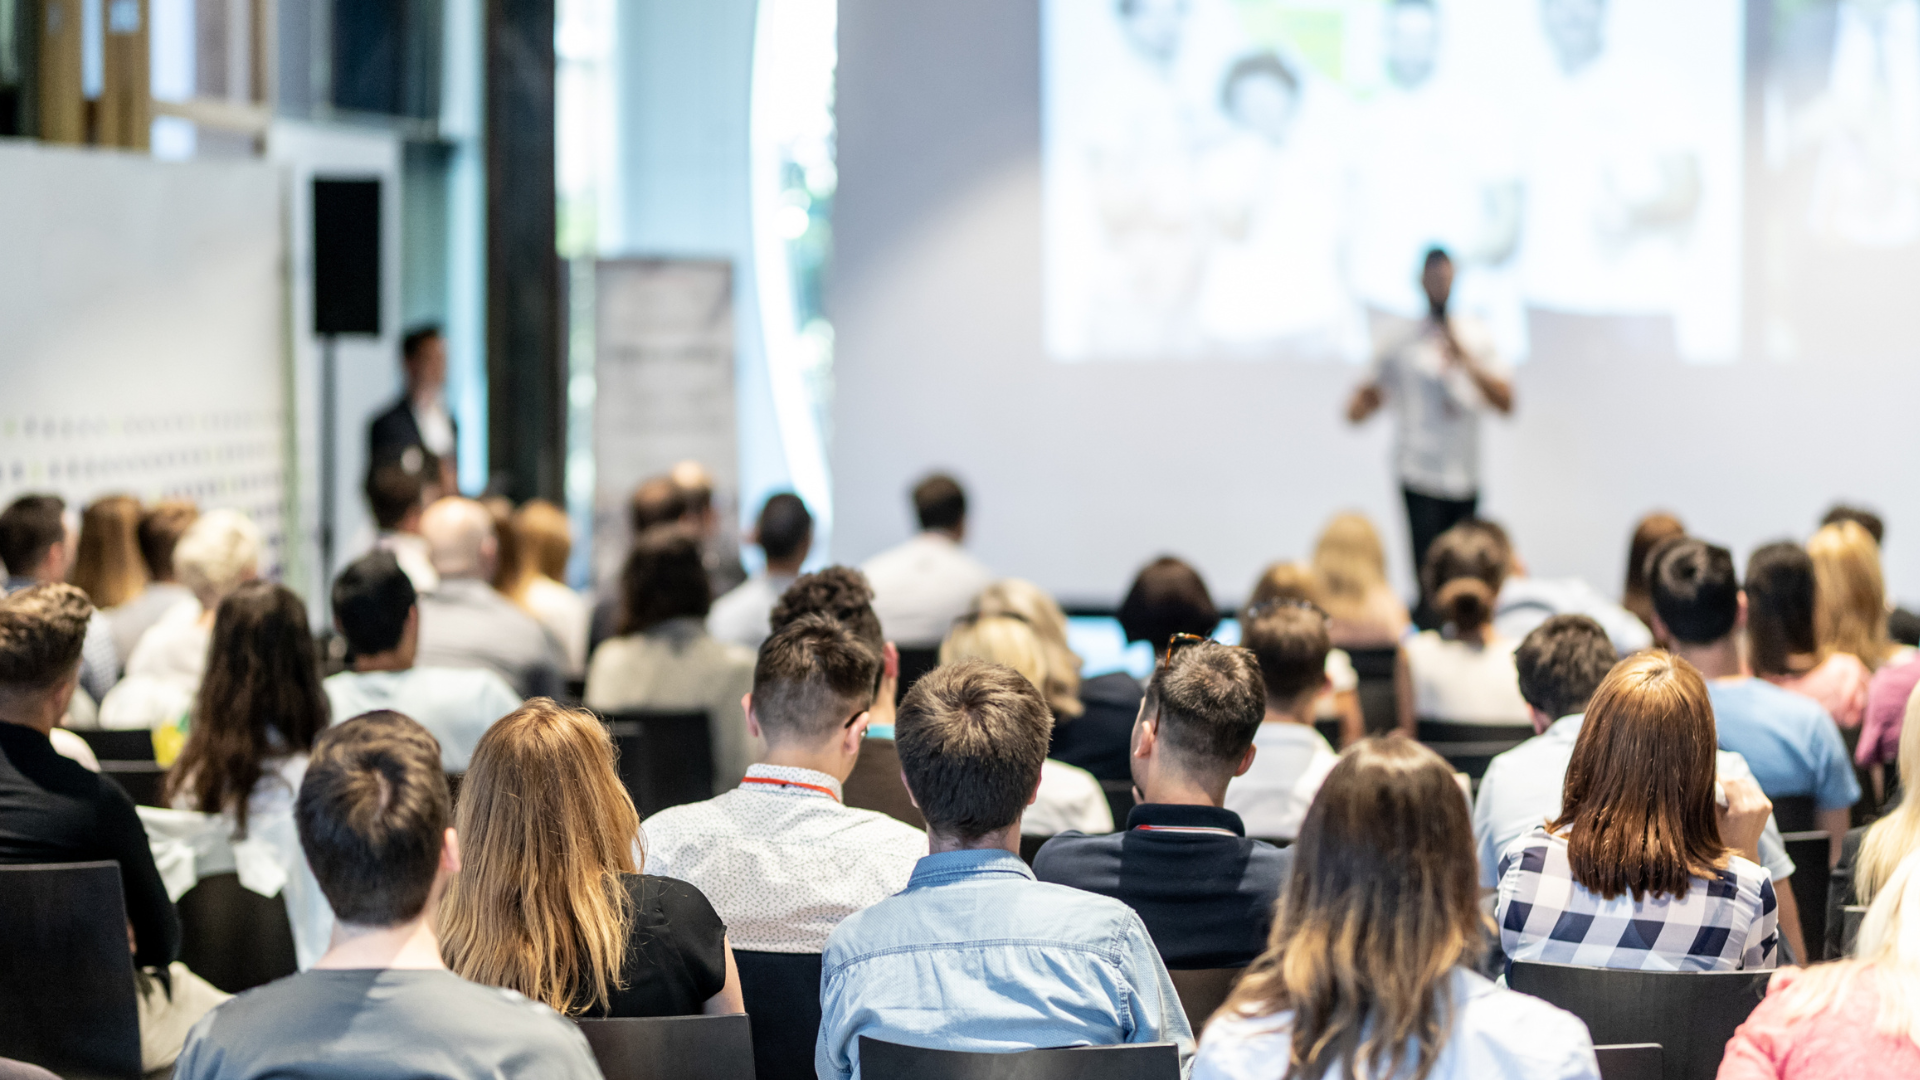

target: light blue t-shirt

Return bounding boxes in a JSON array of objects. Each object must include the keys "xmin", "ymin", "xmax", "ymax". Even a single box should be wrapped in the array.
[
  {"xmin": 1707, "ymin": 678, "xmax": 1860, "ymax": 812},
  {"xmin": 323, "ymin": 666, "xmax": 523, "ymax": 772}
]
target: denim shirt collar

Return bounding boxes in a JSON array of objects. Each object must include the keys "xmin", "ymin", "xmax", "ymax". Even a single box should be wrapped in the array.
[{"xmin": 906, "ymin": 848, "xmax": 1035, "ymax": 889}]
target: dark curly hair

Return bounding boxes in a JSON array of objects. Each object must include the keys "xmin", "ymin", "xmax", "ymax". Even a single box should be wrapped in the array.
[{"xmin": 770, "ymin": 566, "xmax": 886, "ymax": 652}]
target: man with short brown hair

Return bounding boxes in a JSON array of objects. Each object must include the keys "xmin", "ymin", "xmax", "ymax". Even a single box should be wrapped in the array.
[{"xmin": 815, "ymin": 659, "xmax": 1192, "ymax": 1080}]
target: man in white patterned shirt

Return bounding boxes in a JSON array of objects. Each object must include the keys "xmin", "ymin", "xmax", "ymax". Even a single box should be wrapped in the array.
[{"xmin": 641, "ymin": 613, "xmax": 927, "ymax": 954}]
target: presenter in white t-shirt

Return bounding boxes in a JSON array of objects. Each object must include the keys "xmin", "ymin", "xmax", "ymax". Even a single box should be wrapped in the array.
[{"xmin": 1345, "ymin": 248, "xmax": 1513, "ymax": 625}]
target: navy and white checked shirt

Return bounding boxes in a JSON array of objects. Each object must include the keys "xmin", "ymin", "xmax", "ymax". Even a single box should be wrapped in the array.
[{"xmin": 1495, "ymin": 826, "xmax": 1778, "ymax": 972}]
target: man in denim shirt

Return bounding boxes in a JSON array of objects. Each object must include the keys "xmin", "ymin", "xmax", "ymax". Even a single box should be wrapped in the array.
[{"xmin": 816, "ymin": 659, "xmax": 1193, "ymax": 1079}]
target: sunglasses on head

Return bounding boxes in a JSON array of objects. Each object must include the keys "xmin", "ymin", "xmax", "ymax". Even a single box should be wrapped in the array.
[{"xmin": 1244, "ymin": 596, "xmax": 1330, "ymax": 623}]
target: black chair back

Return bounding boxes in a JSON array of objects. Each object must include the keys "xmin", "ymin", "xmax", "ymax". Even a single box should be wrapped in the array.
[
  {"xmin": 732, "ymin": 951, "xmax": 824, "ymax": 1080},
  {"xmin": 858, "ymin": 1037, "xmax": 1179, "ymax": 1080},
  {"xmin": 843, "ymin": 737, "xmax": 924, "ymax": 829},
  {"xmin": 1345, "ymin": 647, "xmax": 1400, "ymax": 736},
  {"xmin": 575, "ymin": 1014, "xmax": 755, "ymax": 1080},
  {"xmin": 0, "ymin": 862, "xmax": 142, "ymax": 1080},
  {"xmin": 893, "ymin": 648, "xmax": 942, "ymax": 704},
  {"xmin": 72, "ymin": 729, "xmax": 165, "ymax": 807},
  {"xmin": 1594, "ymin": 1043, "xmax": 1664, "ymax": 1080},
  {"xmin": 177, "ymin": 871, "xmax": 299, "ymax": 993},
  {"xmin": 1167, "ymin": 968, "xmax": 1242, "ymax": 1032},
  {"xmin": 1779, "ymin": 831, "xmax": 1831, "ymax": 961},
  {"xmin": 601, "ymin": 711, "xmax": 713, "ymax": 818},
  {"xmin": 1019, "ymin": 834, "xmax": 1051, "ymax": 866},
  {"xmin": 1415, "ymin": 720, "xmax": 1534, "ymax": 781},
  {"xmin": 1769, "ymin": 795, "xmax": 1816, "ymax": 833},
  {"xmin": 1507, "ymin": 960, "xmax": 1769, "ymax": 1080},
  {"xmin": 1312, "ymin": 718, "xmax": 1343, "ymax": 747},
  {"xmin": 1099, "ymin": 779, "xmax": 1136, "ymax": 828}
]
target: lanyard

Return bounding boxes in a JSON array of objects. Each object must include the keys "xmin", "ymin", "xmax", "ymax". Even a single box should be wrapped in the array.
[
  {"xmin": 739, "ymin": 775, "xmax": 841, "ymax": 803},
  {"xmin": 1133, "ymin": 824, "xmax": 1238, "ymax": 837}
]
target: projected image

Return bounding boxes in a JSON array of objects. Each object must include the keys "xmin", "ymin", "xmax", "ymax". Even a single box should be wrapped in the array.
[{"xmin": 1042, "ymin": 0, "xmax": 1744, "ymax": 364}]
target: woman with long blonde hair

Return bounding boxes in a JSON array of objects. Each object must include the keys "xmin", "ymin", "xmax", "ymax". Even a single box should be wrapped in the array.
[
  {"xmin": 1195, "ymin": 738, "xmax": 1600, "ymax": 1080},
  {"xmin": 1809, "ymin": 520, "xmax": 1901, "ymax": 671},
  {"xmin": 940, "ymin": 614, "xmax": 1113, "ymax": 835},
  {"xmin": 1311, "ymin": 513, "xmax": 1410, "ymax": 649},
  {"xmin": 1847, "ymin": 686, "xmax": 1920, "ymax": 913},
  {"xmin": 439, "ymin": 699, "xmax": 742, "ymax": 1017},
  {"xmin": 1719, "ymin": 851, "xmax": 1920, "ymax": 1078}
]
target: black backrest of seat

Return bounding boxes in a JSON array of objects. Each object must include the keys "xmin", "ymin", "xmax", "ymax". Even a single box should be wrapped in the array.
[
  {"xmin": 1313, "ymin": 718, "xmax": 1343, "ymax": 747},
  {"xmin": 1507, "ymin": 961, "xmax": 1769, "ymax": 1080},
  {"xmin": 1593, "ymin": 1043, "xmax": 1664, "ymax": 1080},
  {"xmin": 1769, "ymin": 795, "xmax": 1816, "ymax": 833},
  {"xmin": 600, "ymin": 711, "xmax": 713, "ymax": 818},
  {"xmin": 576, "ymin": 1014, "xmax": 755, "ymax": 1080},
  {"xmin": 732, "ymin": 951, "xmax": 824, "ymax": 1080},
  {"xmin": 72, "ymin": 730, "xmax": 155, "ymax": 761},
  {"xmin": 0, "ymin": 862, "xmax": 142, "ymax": 1080},
  {"xmin": 1416, "ymin": 720, "xmax": 1536, "ymax": 744},
  {"xmin": 177, "ymin": 872, "xmax": 299, "ymax": 994},
  {"xmin": 1167, "ymin": 968, "xmax": 1243, "ymax": 1032},
  {"xmin": 1099, "ymin": 779, "xmax": 1136, "ymax": 828},
  {"xmin": 893, "ymin": 648, "xmax": 941, "ymax": 704},
  {"xmin": 1344, "ymin": 647, "xmax": 1398, "ymax": 680},
  {"xmin": 858, "ymin": 1037, "xmax": 1180, "ymax": 1080},
  {"xmin": 1778, "ymin": 831, "xmax": 1831, "ymax": 962}
]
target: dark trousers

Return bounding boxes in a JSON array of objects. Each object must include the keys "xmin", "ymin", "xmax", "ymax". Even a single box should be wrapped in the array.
[{"xmin": 1404, "ymin": 485, "xmax": 1479, "ymax": 630}]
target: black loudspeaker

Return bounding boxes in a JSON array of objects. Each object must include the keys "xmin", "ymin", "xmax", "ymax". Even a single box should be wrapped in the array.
[{"xmin": 312, "ymin": 178, "xmax": 382, "ymax": 336}]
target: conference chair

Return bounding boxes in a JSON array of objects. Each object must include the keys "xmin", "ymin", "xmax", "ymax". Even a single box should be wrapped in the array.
[
  {"xmin": 575, "ymin": 1014, "xmax": 755, "ymax": 1080},
  {"xmin": 1414, "ymin": 720, "xmax": 1534, "ymax": 782},
  {"xmin": 1769, "ymin": 795, "xmax": 1816, "ymax": 834},
  {"xmin": 1167, "ymin": 968, "xmax": 1242, "ymax": 1032},
  {"xmin": 1507, "ymin": 960, "xmax": 1769, "ymax": 1080},
  {"xmin": 176, "ymin": 871, "xmax": 299, "ymax": 993},
  {"xmin": 0, "ymin": 862, "xmax": 142, "ymax": 1080},
  {"xmin": 600, "ymin": 710, "xmax": 713, "ymax": 818},
  {"xmin": 1100, "ymin": 779, "xmax": 1137, "ymax": 828},
  {"xmin": 732, "ymin": 951, "xmax": 824, "ymax": 1080},
  {"xmin": 1019, "ymin": 834, "xmax": 1051, "ymax": 866},
  {"xmin": 73, "ymin": 728, "xmax": 165, "ymax": 808},
  {"xmin": 1312, "ymin": 718, "xmax": 1343, "ymax": 747},
  {"xmin": 1779, "ymin": 831, "xmax": 1832, "ymax": 961},
  {"xmin": 1593, "ymin": 1044, "xmax": 1664, "ymax": 1080},
  {"xmin": 893, "ymin": 647, "xmax": 941, "ymax": 704},
  {"xmin": 857, "ymin": 1037, "xmax": 1179, "ymax": 1080}
]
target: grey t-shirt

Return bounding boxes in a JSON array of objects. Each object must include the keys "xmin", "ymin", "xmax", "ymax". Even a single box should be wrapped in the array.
[{"xmin": 174, "ymin": 969, "xmax": 603, "ymax": 1080}]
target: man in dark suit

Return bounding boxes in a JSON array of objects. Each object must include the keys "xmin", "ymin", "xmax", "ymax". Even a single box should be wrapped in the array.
[{"xmin": 368, "ymin": 325, "xmax": 457, "ymax": 494}]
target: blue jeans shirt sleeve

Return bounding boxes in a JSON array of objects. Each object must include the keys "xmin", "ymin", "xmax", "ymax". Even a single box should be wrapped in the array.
[{"xmin": 1119, "ymin": 909, "xmax": 1198, "ymax": 1072}]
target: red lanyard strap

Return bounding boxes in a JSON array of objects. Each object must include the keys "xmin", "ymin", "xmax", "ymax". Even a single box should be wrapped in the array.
[{"xmin": 739, "ymin": 775, "xmax": 841, "ymax": 803}]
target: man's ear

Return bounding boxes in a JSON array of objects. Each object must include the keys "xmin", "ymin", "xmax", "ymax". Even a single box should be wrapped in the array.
[
  {"xmin": 1132, "ymin": 711, "xmax": 1158, "ymax": 760},
  {"xmin": 898, "ymin": 769, "xmax": 920, "ymax": 810},
  {"xmin": 1734, "ymin": 590, "xmax": 1749, "ymax": 633},
  {"xmin": 1529, "ymin": 705, "xmax": 1554, "ymax": 736},
  {"xmin": 742, "ymin": 693, "xmax": 762, "ymax": 741},
  {"xmin": 884, "ymin": 642, "xmax": 900, "ymax": 681},
  {"xmin": 1649, "ymin": 611, "xmax": 1672, "ymax": 644},
  {"xmin": 1234, "ymin": 743, "xmax": 1257, "ymax": 778},
  {"xmin": 841, "ymin": 711, "xmax": 870, "ymax": 755},
  {"xmin": 441, "ymin": 828, "xmax": 462, "ymax": 875}
]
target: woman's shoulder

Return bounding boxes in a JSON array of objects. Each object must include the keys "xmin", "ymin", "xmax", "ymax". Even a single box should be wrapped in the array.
[
  {"xmin": 629, "ymin": 873, "xmax": 724, "ymax": 924},
  {"xmin": 1193, "ymin": 1008, "xmax": 1294, "ymax": 1079}
]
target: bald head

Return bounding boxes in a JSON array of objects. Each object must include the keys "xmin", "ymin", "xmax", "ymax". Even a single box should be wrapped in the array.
[{"xmin": 420, "ymin": 497, "xmax": 496, "ymax": 580}]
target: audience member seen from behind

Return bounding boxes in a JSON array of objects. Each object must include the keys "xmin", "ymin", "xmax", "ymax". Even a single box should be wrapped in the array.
[
  {"xmin": 860, "ymin": 473, "xmax": 994, "ymax": 648},
  {"xmin": 1473, "ymin": 616, "xmax": 1808, "ymax": 963},
  {"xmin": 586, "ymin": 527, "xmax": 757, "ymax": 788},
  {"xmin": 1224, "ymin": 602, "xmax": 1344, "ymax": 841},
  {"xmin": 0, "ymin": 584, "xmax": 226, "ymax": 1070},
  {"xmin": 1747, "ymin": 542, "xmax": 1869, "ymax": 730},
  {"xmin": 1496, "ymin": 652, "xmax": 1781, "ymax": 972},
  {"xmin": 938, "ymin": 613, "xmax": 1112, "ymax": 836},
  {"xmin": 1244, "ymin": 563, "xmax": 1362, "ymax": 743},
  {"xmin": 1120, "ymin": 555, "xmax": 1220, "ymax": 658},
  {"xmin": 1829, "ymin": 693, "xmax": 1920, "ymax": 959},
  {"xmin": 71, "ymin": 494, "xmax": 147, "ymax": 660},
  {"xmin": 103, "ymin": 508, "xmax": 261, "ymax": 730},
  {"xmin": 363, "ymin": 461, "xmax": 439, "ymax": 595},
  {"xmin": 1859, "ymin": 644, "xmax": 1920, "ymax": 783},
  {"xmin": 109, "ymin": 499, "xmax": 199, "ymax": 666},
  {"xmin": 767, "ymin": 566, "xmax": 919, "ymax": 828},
  {"xmin": 708, "ymin": 492, "xmax": 814, "ymax": 650},
  {"xmin": 0, "ymin": 494, "xmax": 118, "ymax": 703},
  {"xmin": 440, "ymin": 700, "xmax": 742, "ymax": 1017},
  {"xmin": 1196, "ymin": 738, "xmax": 1601, "ymax": 1080},
  {"xmin": 325, "ymin": 552, "xmax": 520, "ymax": 773},
  {"xmin": 497, "ymin": 500, "xmax": 591, "ymax": 677},
  {"xmin": 1396, "ymin": 523, "xmax": 1529, "ymax": 731},
  {"xmin": 172, "ymin": 712, "xmax": 602, "ymax": 1080},
  {"xmin": 1824, "ymin": 503, "xmax": 1920, "ymax": 648},
  {"xmin": 1310, "ymin": 511, "xmax": 1411, "ymax": 649},
  {"xmin": 1490, "ymin": 519, "xmax": 1653, "ymax": 656},
  {"xmin": 641, "ymin": 614, "xmax": 925, "ymax": 957},
  {"xmin": 414, "ymin": 497, "xmax": 566, "ymax": 701},
  {"xmin": 1622, "ymin": 511, "xmax": 1686, "ymax": 637},
  {"xmin": 1036, "ymin": 637, "xmax": 1293, "ymax": 969},
  {"xmin": 1719, "ymin": 850, "xmax": 1920, "ymax": 1080},
  {"xmin": 816, "ymin": 659, "xmax": 1192, "ymax": 1079},
  {"xmin": 1650, "ymin": 539, "xmax": 1858, "ymax": 860},
  {"xmin": 670, "ymin": 459, "xmax": 748, "ymax": 599},
  {"xmin": 1809, "ymin": 520, "xmax": 1905, "ymax": 672},
  {"xmin": 969, "ymin": 578, "xmax": 1133, "ymax": 782}
]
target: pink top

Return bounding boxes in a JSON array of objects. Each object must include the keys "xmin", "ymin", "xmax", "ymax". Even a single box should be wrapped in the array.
[
  {"xmin": 1858, "ymin": 653, "xmax": 1920, "ymax": 767},
  {"xmin": 1764, "ymin": 653, "xmax": 1870, "ymax": 731},
  {"xmin": 1717, "ymin": 968, "xmax": 1920, "ymax": 1080}
]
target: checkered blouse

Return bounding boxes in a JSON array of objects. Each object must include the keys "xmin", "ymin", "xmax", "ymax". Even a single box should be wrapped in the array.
[{"xmin": 1495, "ymin": 826, "xmax": 1778, "ymax": 972}]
